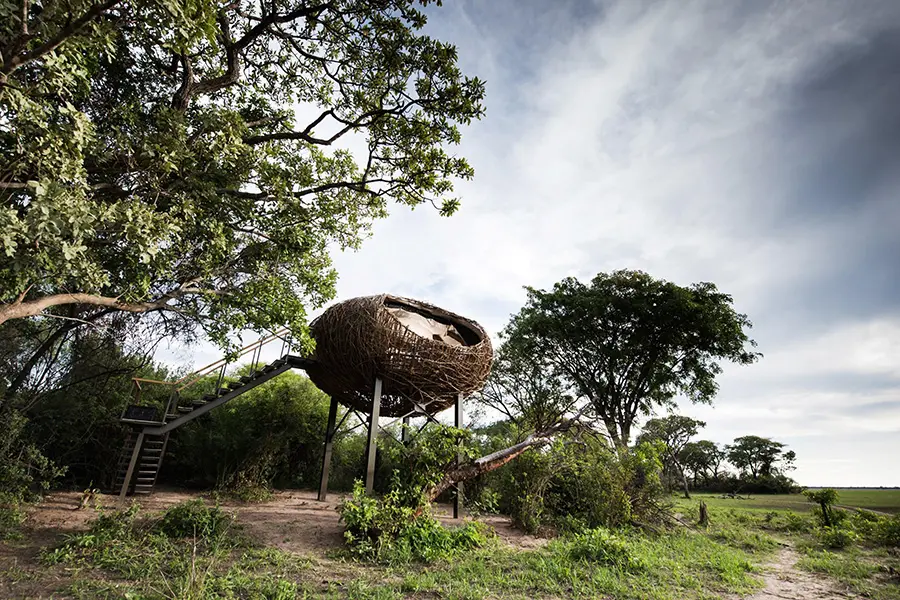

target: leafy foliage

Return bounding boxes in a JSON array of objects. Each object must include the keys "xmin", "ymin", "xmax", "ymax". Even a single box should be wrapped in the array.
[
  {"xmin": 564, "ymin": 527, "xmax": 646, "ymax": 571},
  {"xmin": 0, "ymin": 0, "xmax": 485, "ymax": 349},
  {"xmin": 502, "ymin": 270, "xmax": 759, "ymax": 447},
  {"xmin": 338, "ymin": 481, "xmax": 487, "ymax": 564},
  {"xmin": 156, "ymin": 499, "xmax": 233, "ymax": 542},
  {"xmin": 727, "ymin": 436, "xmax": 795, "ymax": 479}
]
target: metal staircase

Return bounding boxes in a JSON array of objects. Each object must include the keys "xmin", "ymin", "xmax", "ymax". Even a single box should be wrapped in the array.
[{"xmin": 114, "ymin": 329, "xmax": 314, "ymax": 499}]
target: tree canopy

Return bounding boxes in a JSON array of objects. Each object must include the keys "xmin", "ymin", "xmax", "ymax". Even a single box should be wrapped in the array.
[
  {"xmin": 501, "ymin": 269, "xmax": 760, "ymax": 447},
  {"xmin": 726, "ymin": 435, "xmax": 796, "ymax": 479},
  {"xmin": 637, "ymin": 415, "xmax": 705, "ymax": 498},
  {"xmin": 0, "ymin": 0, "xmax": 485, "ymax": 348}
]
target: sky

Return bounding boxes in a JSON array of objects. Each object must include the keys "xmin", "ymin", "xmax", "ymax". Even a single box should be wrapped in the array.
[{"xmin": 163, "ymin": 0, "xmax": 900, "ymax": 487}]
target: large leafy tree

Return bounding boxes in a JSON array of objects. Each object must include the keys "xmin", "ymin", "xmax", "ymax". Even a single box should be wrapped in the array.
[
  {"xmin": 726, "ymin": 435, "xmax": 796, "ymax": 479},
  {"xmin": 679, "ymin": 439, "xmax": 725, "ymax": 485},
  {"xmin": 637, "ymin": 415, "xmax": 704, "ymax": 498},
  {"xmin": 0, "ymin": 0, "xmax": 484, "ymax": 349},
  {"xmin": 502, "ymin": 270, "xmax": 760, "ymax": 448}
]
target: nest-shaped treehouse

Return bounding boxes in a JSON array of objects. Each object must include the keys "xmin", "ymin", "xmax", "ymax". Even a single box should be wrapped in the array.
[{"xmin": 305, "ymin": 294, "xmax": 493, "ymax": 417}]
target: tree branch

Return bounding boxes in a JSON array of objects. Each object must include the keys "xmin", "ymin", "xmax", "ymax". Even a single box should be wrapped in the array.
[{"xmin": 1, "ymin": 0, "xmax": 121, "ymax": 79}]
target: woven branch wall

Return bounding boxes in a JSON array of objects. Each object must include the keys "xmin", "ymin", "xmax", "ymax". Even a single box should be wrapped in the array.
[{"xmin": 305, "ymin": 294, "xmax": 493, "ymax": 417}]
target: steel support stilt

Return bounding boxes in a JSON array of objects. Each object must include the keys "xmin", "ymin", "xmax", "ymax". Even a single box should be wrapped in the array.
[
  {"xmin": 318, "ymin": 395, "xmax": 339, "ymax": 501},
  {"xmin": 119, "ymin": 431, "xmax": 144, "ymax": 504},
  {"xmin": 364, "ymin": 378, "xmax": 382, "ymax": 494},
  {"xmin": 454, "ymin": 393, "xmax": 464, "ymax": 519}
]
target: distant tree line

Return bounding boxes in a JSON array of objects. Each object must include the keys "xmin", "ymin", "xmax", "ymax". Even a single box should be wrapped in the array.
[{"xmin": 637, "ymin": 415, "xmax": 798, "ymax": 497}]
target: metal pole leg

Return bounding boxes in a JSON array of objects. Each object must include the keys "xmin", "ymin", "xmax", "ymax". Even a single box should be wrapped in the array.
[
  {"xmin": 318, "ymin": 395, "xmax": 339, "ymax": 502},
  {"xmin": 454, "ymin": 393, "xmax": 463, "ymax": 519},
  {"xmin": 119, "ymin": 431, "xmax": 144, "ymax": 504},
  {"xmin": 364, "ymin": 378, "xmax": 382, "ymax": 494},
  {"xmin": 401, "ymin": 415, "xmax": 411, "ymax": 445}
]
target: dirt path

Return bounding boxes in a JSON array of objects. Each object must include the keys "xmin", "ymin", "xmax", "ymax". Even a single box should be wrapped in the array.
[{"xmin": 747, "ymin": 546, "xmax": 859, "ymax": 600}]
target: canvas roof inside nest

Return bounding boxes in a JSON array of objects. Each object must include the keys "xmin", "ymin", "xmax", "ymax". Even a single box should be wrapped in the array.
[{"xmin": 305, "ymin": 294, "xmax": 493, "ymax": 417}]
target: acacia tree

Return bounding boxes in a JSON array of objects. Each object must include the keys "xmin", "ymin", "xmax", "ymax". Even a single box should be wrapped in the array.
[
  {"xmin": 637, "ymin": 415, "xmax": 705, "ymax": 499},
  {"xmin": 501, "ymin": 270, "xmax": 760, "ymax": 449},
  {"xmin": 0, "ymin": 0, "xmax": 484, "ymax": 352},
  {"xmin": 726, "ymin": 435, "xmax": 795, "ymax": 480},
  {"xmin": 680, "ymin": 439, "xmax": 725, "ymax": 486}
]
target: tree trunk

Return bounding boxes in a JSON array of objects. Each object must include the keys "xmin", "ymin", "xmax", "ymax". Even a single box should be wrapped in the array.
[
  {"xmin": 424, "ymin": 419, "xmax": 578, "ymax": 503},
  {"xmin": 681, "ymin": 467, "xmax": 691, "ymax": 499},
  {"xmin": 698, "ymin": 500, "xmax": 708, "ymax": 527},
  {"xmin": 820, "ymin": 500, "xmax": 832, "ymax": 527}
]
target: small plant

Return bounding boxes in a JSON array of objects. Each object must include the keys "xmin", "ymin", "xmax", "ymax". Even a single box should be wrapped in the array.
[
  {"xmin": 156, "ymin": 499, "xmax": 233, "ymax": 543},
  {"xmin": 816, "ymin": 525, "xmax": 857, "ymax": 549},
  {"xmin": 338, "ymin": 481, "xmax": 487, "ymax": 564},
  {"xmin": 0, "ymin": 499, "xmax": 25, "ymax": 541},
  {"xmin": 804, "ymin": 488, "xmax": 839, "ymax": 527},
  {"xmin": 565, "ymin": 527, "xmax": 645, "ymax": 571}
]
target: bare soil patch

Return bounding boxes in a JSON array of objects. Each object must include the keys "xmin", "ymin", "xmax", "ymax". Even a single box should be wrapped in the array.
[{"xmin": 747, "ymin": 546, "xmax": 861, "ymax": 600}]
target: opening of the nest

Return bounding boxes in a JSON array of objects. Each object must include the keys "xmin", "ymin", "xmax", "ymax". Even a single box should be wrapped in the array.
[{"xmin": 383, "ymin": 296, "xmax": 483, "ymax": 347}]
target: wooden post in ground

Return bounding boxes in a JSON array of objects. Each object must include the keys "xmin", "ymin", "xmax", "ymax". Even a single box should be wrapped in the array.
[
  {"xmin": 454, "ymin": 393, "xmax": 463, "ymax": 519},
  {"xmin": 318, "ymin": 395, "xmax": 339, "ymax": 501},
  {"xmin": 119, "ymin": 431, "xmax": 144, "ymax": 504},
  {"xmin": 364, "ymin": 378, "xmax": 382, "ymax": 494}
]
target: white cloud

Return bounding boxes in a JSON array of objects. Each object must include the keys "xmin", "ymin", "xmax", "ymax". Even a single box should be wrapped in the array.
[{"xmin": 158, "ymin": 0, "xmax": 900, "ymax": 487}]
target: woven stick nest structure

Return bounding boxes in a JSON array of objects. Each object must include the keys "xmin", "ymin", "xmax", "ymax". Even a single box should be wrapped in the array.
[{"xmin": 305, "ymin": 294, "xmax": 493, "ymax": 417}]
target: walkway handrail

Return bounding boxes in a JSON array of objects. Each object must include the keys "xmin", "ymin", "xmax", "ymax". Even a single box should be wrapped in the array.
[
  {"xmin": 174, "ymin": 327, "xmax": 291, "ymax": 392},
  {"xmin": 127, "ymin": 327, "xmax": 295, "ymax": 412}
]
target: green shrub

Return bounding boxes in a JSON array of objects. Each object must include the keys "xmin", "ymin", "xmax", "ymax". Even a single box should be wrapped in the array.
[
  {"xmin": 816, "ymin": 526, "xmax": 857, "ymax": 549},
  {"xmin": 871, "ymin": 514, "xmax": 900, "ymax": 547},
  {"xmin": 564, "ymin": 527, "xmax": 644, "ymax": 571},
  {"xmin": 156, "ymin": 499, "xmax": 233, "ymax": 542},
  {"xmin": 338, "ymin": 481, "xmax": 487, "ymax": 564},
  {"xmin": 0, "ymin": 410, "xmax": 65, "ymax": 502},
  {"xmin": 0, "ymin": 500, "xmax": 25, "ymax": 541},
  {"xmin": 804, "ymin": 488, "xmax": 840, "ymax": 527}
]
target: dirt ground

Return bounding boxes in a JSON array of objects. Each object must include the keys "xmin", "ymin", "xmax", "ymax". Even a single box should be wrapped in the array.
[
  {"xmin": 746, "ymin": 546, "xmax": 861, "ymax": 600},
  {"xmin": 12, "ymin": 487, "xmax": 544, "ymax": 555}
]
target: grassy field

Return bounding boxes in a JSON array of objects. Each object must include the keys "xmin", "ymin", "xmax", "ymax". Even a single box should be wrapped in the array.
[{"xmin": 687, "ymin": 488, "xmax": 900, "ymax": 514}]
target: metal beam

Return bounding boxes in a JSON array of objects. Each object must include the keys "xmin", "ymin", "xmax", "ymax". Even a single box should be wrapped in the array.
[
  {"xmin": 318, "ymin": 395, "xmax": 339, "ymax": 501},
  {"xmin": 118, "ymin": 431, "xmax": 144, "ymax": 504},
  {"xmin": 454, "ymin": 393, "xmax": 464, "ymax": 519},
  {"xmin": 364, "ymin": 378, "xmax": 382, "ymax": 494}
]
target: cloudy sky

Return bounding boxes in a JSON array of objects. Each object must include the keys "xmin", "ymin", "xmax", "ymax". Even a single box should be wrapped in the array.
[{"xmin": 167, "ymin": 0, "xmax": 900, "ymax": 487}]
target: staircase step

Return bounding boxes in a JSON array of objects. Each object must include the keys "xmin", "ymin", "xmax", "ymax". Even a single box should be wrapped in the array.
[
  {"xmin": 202, "ymin": 394, "xmax": 217, "ymax": 402},
  {"xmin": 227, "ymin": 381, "xmax": 243, "ymax": 390},
  {"xmin": 177, "ymin": 406, "xmax": 193, "ymax": 413},
  {"xmin": 240, "ymin": 375, "xmax": 252, "ymax": 383},
  {"xmin": 271, "ymin": 358, "xmax": 286, "ymax": 368},
  {"xmin": 216, "ymin": 387, "xmax": 230, "ymax": 396}
]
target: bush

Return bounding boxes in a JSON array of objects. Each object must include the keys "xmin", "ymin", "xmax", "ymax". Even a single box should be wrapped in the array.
[
  {"xmin": 847, "ymin": 510, "xmax": 900, "ymax": 548},
  {"xmin": 156, "ymin": 499, "xmax": 233, "ymax": 542},
  {"xmin": 486, "ymin": 436, "xmax": 667, "ymax": 533},
  {"xmin": 805, "ymin": 488, "xmax": 841, "ymax": 528},
  {"xmin": 871, "ymin": 514, "xmax": 900, "ymax": 547},
  {"xmin": 816, "ymin": 525, "xmax": 857, "ymax": 549},
  {"xmin": 564, "ymin": 527, "xmax": 644, "ymax": 571},
  {"xmin": 338, "ymin": 481, "xmax": 487, "ymax": 564},
  {"xmin": 0, "ymin": 501, "xmax": 25, "ymax": 541}
]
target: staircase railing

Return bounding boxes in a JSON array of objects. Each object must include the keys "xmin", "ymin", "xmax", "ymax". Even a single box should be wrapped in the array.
[{"xmin": 123, "ymin": 327, "xmax": 296, "ymax": 422}]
